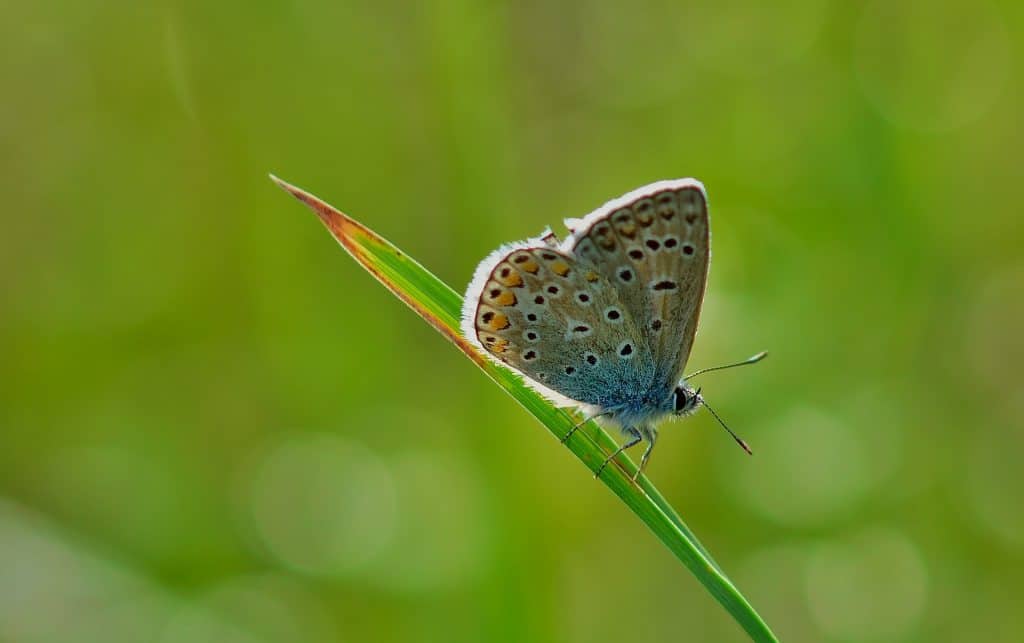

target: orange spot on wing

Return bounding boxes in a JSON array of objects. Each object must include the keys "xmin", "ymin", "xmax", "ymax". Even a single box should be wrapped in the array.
[
  {"xmin": 520, "ymin": 259, "xmax": 539, "ymax": 274},
  {"xmin": 490, "ymin": 312, "xmax": 511, "ymax": 330},
  {"xmin": 550, "ymin": 261, "xmax": 571, "ymax": 276},
  {"xmin": 594, "ymin": 226, "xmax": 616, "ymax": 250},
  {"xmin": 616, "ymin": 222, "xmax": 637, "ymax": 238},
  {"xmin": 495, "ymin": 266, "xmax": 524, "ymax": 287},
  {"xmin": 494, "ymin": 291, "xmax": 517, "ymax": 306},
  {"xmin": 635, "ymin": 207, "xmax": 654, "ymax": 226}
]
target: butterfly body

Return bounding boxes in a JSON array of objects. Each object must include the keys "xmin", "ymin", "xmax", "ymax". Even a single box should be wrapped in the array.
[{"xmin": 462, "ymin": 179, "xmax": 711, "ymax": 476}]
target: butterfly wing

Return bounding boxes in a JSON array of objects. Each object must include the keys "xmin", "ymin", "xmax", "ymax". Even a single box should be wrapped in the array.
[
  {"xmin": 562, "ymin": 179, "xmax": 710, "ymax": 388},
  {"xmin": 461, "ymin": 233, "xmax": 654, "ymax": 411}
]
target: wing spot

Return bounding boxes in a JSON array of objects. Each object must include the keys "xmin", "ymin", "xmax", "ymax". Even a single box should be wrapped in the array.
[
  {"xmin": 523, "ymin": 350, "xmax": 538, "ymax": 361},
  {"xmin": 525, "ymin": 331, "xmax": 539, "ymax": 342},
  {"xmin": 614, "ymin": 211, "xmax": 637, "ymax": 238},
  {"xmin": 551, "ymin": 261, "xmax": 571, "ymax": 277},
  {"xmin": 585, "ymin": 353, "xmax": 598, "ymax": 366},
  {"xmin": 493, "ymin": 290, "xmax": 517, "ymax": 306},
  {"xmin": 605, "ymin": 307, "xmax": 622, "ymax": 322},
  {"xmin": 651, "ymin": 319, "xmax": 662, "ymax": 331},
  {"xmin": 618, "ymin": 342, "xmax": 634, "ymax": 358},
  {"xmin": 618, "ymin": 268, "xmax": 633, "ymax": 282},
  {"xmin": 483, "ymin": 312, "xmax": 510, "ymax": 330},
  {"xmin": 541, "ymin": 252, "xmax": 557, "ymax": 261},
  {"xmin": 513, "ymin": 255, "xmax": 529, "ymax": 264},
  {"xmin": 534, "ymin": 295, "xmax": 545, "ymax": 305},
  {"xmin": 656, "ymin": 193, "xmax": 678, "ymax": 220},
  {"xmin": 576, "ymin": 292, "xmax": 591, "ymax": 304},
  {"xmin": 572, "ymin": 325, "xmax": 590, "ymax": 333},
  {"xmin": 564, "ymin": 366, "xmax": 576, "ymax": 375},
  {"xmin": 682, "ymin": 244, "xmax": 695, "ymax": 256},
  {"xmin": 526, "ymin": 313, "xmax": 538, "ymax": 321},
  {"xmin": 628, "ymin": 249, "xmax": 644, "ymax": 260},
  {"xmin": 495, "ymin": 267, "xmax": 523, "ymax": 288},
  {"xmin": 584, "ymin": 271, "xmax": 600, "ymax": 282},
  {"xmin": 652, "ymin": 280, "xmax": 678, "ymax": 291},
  {"xmin": 635, "ymin": 200, "xmax": 655, "ymax": 225},
  {"xmin": 593, "ymin": 225, "xmax": 616, "ymax": 250},
  {"xmin": 645, "ymin": 239, "xmax": 660, "ymax": 251},
  {"xmin": 547, "ymin": 285, "xmax": 560, "ymax": 295},
  {"xmin": 664, "ymin": 237, "xmax": 679, "ymax": 249},
  {"xmin": 679, "ymin": 189, "xmax": 703, "ymax": 223}
]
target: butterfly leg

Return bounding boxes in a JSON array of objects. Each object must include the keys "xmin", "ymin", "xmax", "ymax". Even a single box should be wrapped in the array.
[
  {"xmin": 632, "ymin": 426, "xmax": 658, "ymax": 481},
  {"xmin": 560, "ymin": 410, "xmax": 611, "ymax": 444},
  {"xmin": 595, "ymin": 427, "xmax": 642, "ymax": 479}
]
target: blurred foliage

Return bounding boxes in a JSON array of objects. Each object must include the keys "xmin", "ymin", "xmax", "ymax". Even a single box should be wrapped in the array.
[{"xmin": 1, "ymin": 1, "xmax": 1023, "ymax": 642}]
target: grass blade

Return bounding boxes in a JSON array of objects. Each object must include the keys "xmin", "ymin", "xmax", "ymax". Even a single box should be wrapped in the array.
[{"xmin": 271, "ymin": 175, "xmax": 779, "ymax": 642}]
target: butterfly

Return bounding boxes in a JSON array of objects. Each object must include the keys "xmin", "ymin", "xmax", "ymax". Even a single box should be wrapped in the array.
[{"xmin": 461, "ymin": 179, "xmax": 763, "ymax": 480}]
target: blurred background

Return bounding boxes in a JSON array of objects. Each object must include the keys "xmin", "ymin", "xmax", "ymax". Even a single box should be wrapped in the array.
[{"xmin": 2, "ymin": 1, "xmax": 1022, "ymax": 641}]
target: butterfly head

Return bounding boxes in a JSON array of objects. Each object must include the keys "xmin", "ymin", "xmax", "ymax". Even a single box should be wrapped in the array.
[{"xmin": 672, "ymin": 383, "xmax": 702, "ymax": 417}]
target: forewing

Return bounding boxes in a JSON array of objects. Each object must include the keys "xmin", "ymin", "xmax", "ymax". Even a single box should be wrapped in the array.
[
  {"xmin": 461, "ymin": 238, "xmax": 653, "ymax": 410},
  {"xmin": 563, "ymin": 179, "xmax": 710, "ymax": 387}
]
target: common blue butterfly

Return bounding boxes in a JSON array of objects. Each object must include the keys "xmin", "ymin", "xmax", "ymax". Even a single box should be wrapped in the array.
[{"xmin": 461, "ymin": 179, "xmax": 764, "ymax": 479}]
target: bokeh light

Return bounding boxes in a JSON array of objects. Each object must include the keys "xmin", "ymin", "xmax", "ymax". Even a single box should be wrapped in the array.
[
  {"xmin": 243, "ymin": 434, "xmax": 397, "ymax": 576},
  {"xmin": 805, "ymin": 528, "xmax": 929, "ymax": 641},
  {"xmin": 365, "ymin": 451, "xmax": 491, "ymax": 593},
  {"xmin": 736, "ymin": 406, "xmax": 872, "ymax": 526}
]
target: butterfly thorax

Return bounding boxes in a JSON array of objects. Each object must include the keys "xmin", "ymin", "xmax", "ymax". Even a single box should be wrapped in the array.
[
  {"xmin": 600, "ymin": 384, "xmax": 674, "ymax": 427},
  {"xmin": 603, "ymin": 380, "xmax": 700, "ymax": 429}
]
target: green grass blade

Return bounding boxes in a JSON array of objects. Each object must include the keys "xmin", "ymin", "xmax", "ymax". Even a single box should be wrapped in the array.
[{"xmin": 271, "ymin": 175, "xmax": 779, "ymax": 642}]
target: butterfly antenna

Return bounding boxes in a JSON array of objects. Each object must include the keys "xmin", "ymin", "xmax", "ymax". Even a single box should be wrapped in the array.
[
  {"xmin": 698, "ymin": 395, "xmax": 753, "ymax": 455},
  {"xmin": 685, "ymin": 351, "xmax": 767, "ymax": 380}
]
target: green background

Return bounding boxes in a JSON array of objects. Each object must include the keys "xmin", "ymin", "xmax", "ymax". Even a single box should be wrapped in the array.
[{"xmin": 2, "ymin": 1, "xmax": 1022, "ymax": 641}]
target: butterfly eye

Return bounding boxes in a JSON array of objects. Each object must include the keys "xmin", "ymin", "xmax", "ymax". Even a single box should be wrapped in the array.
[{"xmin": 674, "ymin": 388, "xmax": 690, "ymax": 413}]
